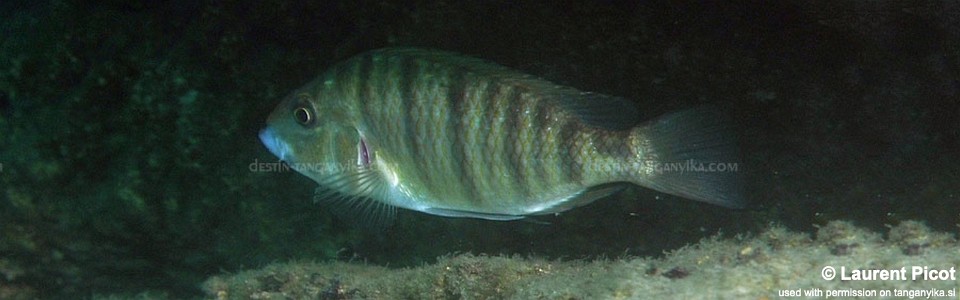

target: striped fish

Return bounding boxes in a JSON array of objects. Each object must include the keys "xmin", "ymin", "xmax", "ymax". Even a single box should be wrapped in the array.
[{"xmin": 258, "ymin": 48, "xmax": 743, "ymax": 221}]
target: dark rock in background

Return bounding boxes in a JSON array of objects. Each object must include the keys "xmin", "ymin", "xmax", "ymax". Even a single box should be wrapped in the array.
[{"xmin": 0, "ymin": 0, "xmax": 957, "ymax": 298}]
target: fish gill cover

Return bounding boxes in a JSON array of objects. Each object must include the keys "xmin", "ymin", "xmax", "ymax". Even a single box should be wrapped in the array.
[{"xmin": 0, "ymin": 0, "xmax": 958, "ymax": 298}]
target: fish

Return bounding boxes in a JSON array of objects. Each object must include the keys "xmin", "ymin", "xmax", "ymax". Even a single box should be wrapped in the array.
[{"xmin": 258, "ymin": 47, "xmax": 743, "ymax": 221}]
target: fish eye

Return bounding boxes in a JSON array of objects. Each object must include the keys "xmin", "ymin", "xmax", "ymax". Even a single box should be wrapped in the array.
[
  {"xmin": 292, "ymin": 94, "xmax": 317, "ymax": 126},
  {"xmin": 293, "ymin": 106, "xmax": 314, "ymax": 126}
]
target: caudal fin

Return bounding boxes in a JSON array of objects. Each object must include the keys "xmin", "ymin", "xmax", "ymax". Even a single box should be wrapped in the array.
[{"xmin": 633, "ymin": 106, "xmax": 744, "ymax": 208}]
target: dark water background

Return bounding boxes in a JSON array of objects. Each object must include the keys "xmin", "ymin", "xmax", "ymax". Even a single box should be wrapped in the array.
[{"xmin": 0, "ymin": 1, "xmax": 957, "ymax": 298}]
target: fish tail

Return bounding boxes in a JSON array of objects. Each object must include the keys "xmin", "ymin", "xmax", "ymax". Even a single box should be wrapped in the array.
[{"xmin": 627, "ymin": 106, "xmax": 744, "ymax": 208}]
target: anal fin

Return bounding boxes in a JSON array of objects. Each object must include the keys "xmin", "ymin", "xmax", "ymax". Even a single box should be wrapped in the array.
[{"xmin": 529, "ymin": 183, "xmax": 629, "ymax": 215}]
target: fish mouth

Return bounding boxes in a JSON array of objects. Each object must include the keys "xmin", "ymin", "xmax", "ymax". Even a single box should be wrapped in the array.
[{"xmin": 259, "ymin": 127, "xmax": 291, "ymax": 161}]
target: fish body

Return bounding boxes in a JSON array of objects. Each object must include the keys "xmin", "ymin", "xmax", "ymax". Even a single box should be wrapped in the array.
[{"xmin": 259, "ymin": 48, "xmax": 742, "ymax": 220}]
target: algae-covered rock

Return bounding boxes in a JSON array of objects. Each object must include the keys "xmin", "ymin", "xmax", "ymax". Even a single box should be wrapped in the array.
[{"xmin": 204, "ymin": 221, "xmax": 959, "ymax": 299}]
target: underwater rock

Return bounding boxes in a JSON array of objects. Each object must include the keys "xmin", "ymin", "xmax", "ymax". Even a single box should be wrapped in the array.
[{"xmin": 204, "ymin": 221, "xmax": 959, "ymax": 299}]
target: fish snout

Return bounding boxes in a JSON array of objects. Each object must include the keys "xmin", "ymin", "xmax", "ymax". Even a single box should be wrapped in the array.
[{"xmin": 259, "ymin": 127, "xmax": 291, "ymax": 161}]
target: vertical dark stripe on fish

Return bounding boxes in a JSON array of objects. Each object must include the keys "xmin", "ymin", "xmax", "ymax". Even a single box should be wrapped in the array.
[
  {"xmin": 399, "ymin": 56, "xmax": 426, "ymax": 188},
  {"xmin": 358, "ymin": 53, "xmax": 377, "ymax": 123},
  {"xmin": 469, "ymin": 78, "xmax": 496, "ymax": 205},
  {"xmin": 506, "ymin": 86, "xmax": 531, "ymax": 199},
  {"xmin": 356, "ymin": 53, "xmax": 384, "ymax": 148},
  {"xmin": 486, "ymin": 79, "xmax": 513, "ymax": 202},
  {"xmin": 531, "ymin": 98, "xmax": 551, "ymax": 189},
  {"xmin": 358, "ymin": 52, "xmax": 375, "ymax": 98},
  {"xmin": 596, "ymin": 130, "xmax": 628, "ymax": 159},
  {"xmin": 447, "ymin": 68, "xmax": 479, "ymax": 202},
  {"xmin": 559, "ymin": 120, "xmax": 583, "ymax": 184},
  {"xmin": 518, "ymin": 95, "xmax": 539, "ymax": 197}
]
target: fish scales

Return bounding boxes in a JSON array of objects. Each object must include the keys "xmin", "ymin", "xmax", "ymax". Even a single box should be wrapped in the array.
[
  {"xmin": 460, "ymin": 79, "xmax": 489, "ymax": 202},
  {"xmin": 445, "ymin": 64, "xmax": 479, "ymax": 205},
  {"xmin": 500, "ymin": 85, "xmax": 533, "ymax": 202},
  {"xmin": 515, "ymin": 92, "xmax": 543, "ymax": 199},
  {"xmin": 259, "ymin": 47, "xmax": 744, "ymax": 221},
  {"xmin": 354, "ymin": 51, "xmax": 583, "ymax": 212},
  {"xmin": 365, "ymin": 54, "xmax": 470, "ymax": 208}
]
